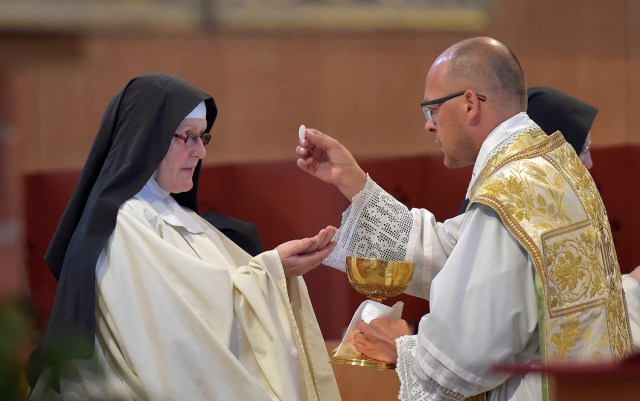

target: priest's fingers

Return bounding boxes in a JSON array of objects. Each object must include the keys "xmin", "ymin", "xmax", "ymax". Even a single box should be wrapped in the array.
[
  {"xmin": 296, "ymin": 128, "xmax": 331, "ymax": 156},
  {"xmin": 366, "ymin": 318, "xmax": 413, "ymax": 339},
  {"xmin": 354, "ymin": 318, "xmax": 412, "ymax": 363},
  {"xmin": 352, "ymin": 329, "xmax": 398, "ymax": 364},
  {"xmin": 295, "ymin": 128, "xmax": 365, "ymax": 198}
]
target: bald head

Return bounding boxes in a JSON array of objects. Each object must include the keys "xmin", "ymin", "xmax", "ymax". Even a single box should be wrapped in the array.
[
  {"xmin": 435, "ymin": 37, "xmax": 527, "ymax": 117},
  {"xmin": 421, "ymin": 37, "xmax": 528, "ymax": 168}
]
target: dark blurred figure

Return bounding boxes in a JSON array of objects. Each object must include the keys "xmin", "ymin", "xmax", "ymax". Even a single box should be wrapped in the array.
[{"xmin": 202, "ymin": 211, "xmax": 264, "ymax": 256}]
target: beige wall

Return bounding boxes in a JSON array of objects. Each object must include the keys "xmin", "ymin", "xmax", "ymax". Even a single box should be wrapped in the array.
[{"xmin": 3, "ymin": 0, "xmax": 640, "ymax": 174}]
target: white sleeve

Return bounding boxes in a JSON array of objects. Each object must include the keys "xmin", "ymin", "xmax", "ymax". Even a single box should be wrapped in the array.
[
  {"xmin": 324, "ymin": 175, "xmax": 414, "ymax": 267},
  {"xmin": 622, "ymin": 274, "xmax": 640, "ymax": 349},
  {"xmin": 396, "ymin": 204, "xmax": 539, "ymax": 398},
  {"xmin": 396, "ymin": 336, "xmax": 465, "ymax": 401},
  {"xmin": 324, "ymin": 176, "xmax": 464, "ymax": 300}
]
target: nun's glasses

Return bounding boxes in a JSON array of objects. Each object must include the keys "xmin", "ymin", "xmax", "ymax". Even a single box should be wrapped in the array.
[{"xmin": 173, "ymin": 131, "xmax": 212, "ymax": 147}]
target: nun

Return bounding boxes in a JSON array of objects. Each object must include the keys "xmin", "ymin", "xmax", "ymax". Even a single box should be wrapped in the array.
[{"xmin": 27, "ymin": 73, "xmax": 341, "ymax": 401}]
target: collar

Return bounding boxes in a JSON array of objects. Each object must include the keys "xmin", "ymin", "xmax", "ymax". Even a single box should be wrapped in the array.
[
  {"xmin": 466, "ymin": 112, "xmax": 537, "ymax": 198},
  {"xmin": 133, "ymin": 177, "xmax": 205, "ymax": 234}
]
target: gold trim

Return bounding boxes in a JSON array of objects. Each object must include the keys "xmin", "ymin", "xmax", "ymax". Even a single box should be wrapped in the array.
[{"xmin": 329, "ymin": 355, "xmax": 395, "ymax": 370}]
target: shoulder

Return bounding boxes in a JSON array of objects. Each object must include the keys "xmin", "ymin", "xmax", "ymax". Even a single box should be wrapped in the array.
[{"xmin": 117, "ymin": 197, "xmax": 163, "ymax": 228}]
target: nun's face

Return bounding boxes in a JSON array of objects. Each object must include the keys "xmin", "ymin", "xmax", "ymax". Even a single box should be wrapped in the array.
[{"xmin": 156, "ymin": 118, "xmax": 208, "ymax": 193}]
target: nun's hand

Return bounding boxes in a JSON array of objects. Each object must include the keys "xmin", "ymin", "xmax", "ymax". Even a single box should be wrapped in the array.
[{"xmin": 276, "ymin": 226, "xmax": 337, "ymax": 277}]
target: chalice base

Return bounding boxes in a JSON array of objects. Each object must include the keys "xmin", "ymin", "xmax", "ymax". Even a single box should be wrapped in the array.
[{"xmin": 330, "ymin": 353, "xmax": 396, "ymax": 369}]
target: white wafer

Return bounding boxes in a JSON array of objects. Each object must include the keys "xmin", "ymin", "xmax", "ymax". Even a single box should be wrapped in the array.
[{"xmin": 298, "ymin": 124, "xmax": 306, "ymax": 141}]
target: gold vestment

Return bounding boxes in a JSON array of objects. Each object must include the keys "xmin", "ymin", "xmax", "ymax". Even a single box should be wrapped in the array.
[{"xmin": 468, "ymin": 129, "xmax": 632, "ymax": 401}]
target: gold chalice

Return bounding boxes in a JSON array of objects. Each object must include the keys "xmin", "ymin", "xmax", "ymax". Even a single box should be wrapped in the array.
[{"xmin": 330, "ymin": 256, "xmax": 415, "ymax": 369}]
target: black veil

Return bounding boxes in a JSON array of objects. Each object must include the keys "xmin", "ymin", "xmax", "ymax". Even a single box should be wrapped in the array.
[{"xmin": 527, "ymin": 87, "xmax": 598, "ymax": 154}]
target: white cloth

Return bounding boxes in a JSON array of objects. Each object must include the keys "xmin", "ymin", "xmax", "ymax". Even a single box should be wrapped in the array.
[
  {"xmin": 185, "ymin": 101, "xmax": 207, "ymax": 119},
  {"xmin": 325, "ymin": 113, "xmax": 543, "ymax": 401},
  {"xmin": 332, "ymin": 300, "xmax": 403, "ymax": 359},
  {"xmin": 38, "ymin": 179, "xmax": 341, "ymax": 401},
  {"xmin": 139, "ymin": 175, "xmax": 206, "ymax": 233},
  {"xmin": 622, "ymin": 274, "xmax": 640, "ymax": 350}
]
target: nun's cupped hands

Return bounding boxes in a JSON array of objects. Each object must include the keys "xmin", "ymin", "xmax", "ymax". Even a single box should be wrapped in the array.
[{"xmin": 276, "ymin": 225, "xmax": 337, "ymax": 277}]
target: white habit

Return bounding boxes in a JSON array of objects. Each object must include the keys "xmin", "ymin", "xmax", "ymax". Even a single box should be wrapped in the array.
[{"xmin": 33, "ymin": 178, "xmax": 341, "ymax": 401}]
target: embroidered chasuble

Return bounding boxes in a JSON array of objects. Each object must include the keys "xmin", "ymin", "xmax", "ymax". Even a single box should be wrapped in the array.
[{"xmin": 469, "ymin": 128, "xmax": 633, "ymax": 400}]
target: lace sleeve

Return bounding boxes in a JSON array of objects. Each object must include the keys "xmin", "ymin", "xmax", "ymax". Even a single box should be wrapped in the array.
[
  {"xmin": 324, "ymin": 175, "xmax": 413, "ymax": 268},
  {"xmin": 396, "ymin": 336, "xmax": 466, "ymax": 401}
]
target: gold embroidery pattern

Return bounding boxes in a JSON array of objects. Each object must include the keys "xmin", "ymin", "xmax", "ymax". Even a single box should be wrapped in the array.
[
  {"xmin": 470, "ymin": 130, "xmax": 632, "ymax": 395},
  {"xmin": 550, "ymin": 314, "xmax": 581, "ymax": 359},
  {"xmin": 543, "ymin": 141, "xmax": 632, "ymax": 359},
  {"xmin": 543, "ymin": 221, "xmax": 607, "ymax": 316},
  {"xmin": 471, "ymin": 128, "xmax": 545, "ymax": 197}
]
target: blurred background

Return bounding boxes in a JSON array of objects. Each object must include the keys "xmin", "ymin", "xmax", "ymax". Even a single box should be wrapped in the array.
[{"xmin": 1, "ymin": 0, "xmax": 639, "ymax": 399}]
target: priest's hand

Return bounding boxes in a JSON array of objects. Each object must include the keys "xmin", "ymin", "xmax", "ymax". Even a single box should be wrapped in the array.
[
  {"xmin": 629, "ymin": 265, "xmax": 640, "ymax": 283},
  {"xmin": 276, "ymin": 225, "xmax": 337, "ymax": 277},
  {"xmin": 353, "ymin": 318, "xmax": 413, "ymax": 363},
  {"xmin": 296, "ymin": 128, "xmax": 368, "ymax": 201}
]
